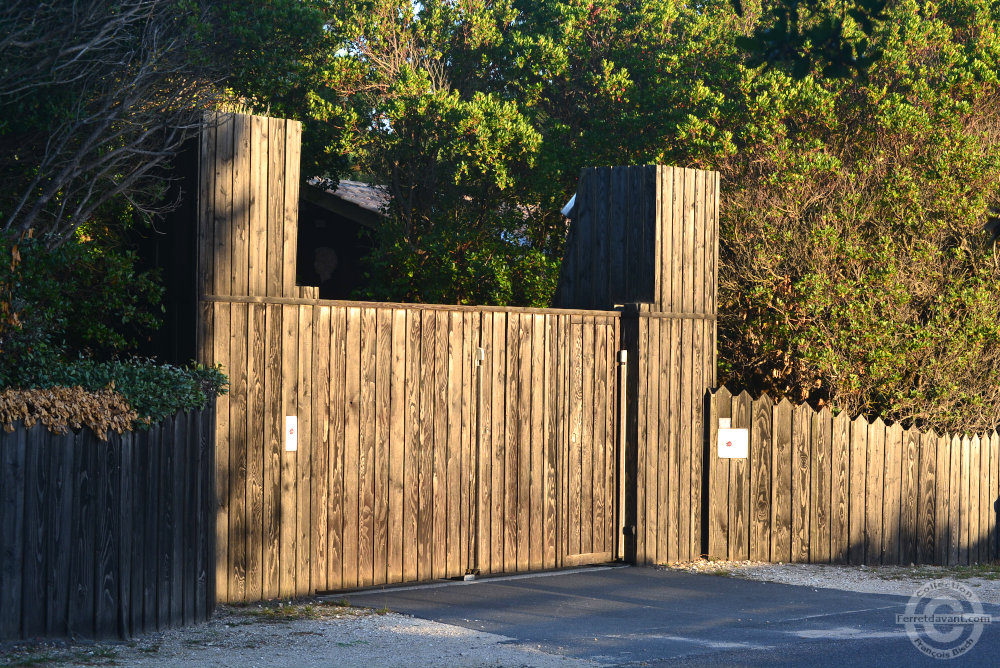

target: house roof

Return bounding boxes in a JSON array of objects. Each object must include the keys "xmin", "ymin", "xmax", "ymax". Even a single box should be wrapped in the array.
[{"xmin": 302, "ymin": 178, "xmax": 388, "ymax": 229}]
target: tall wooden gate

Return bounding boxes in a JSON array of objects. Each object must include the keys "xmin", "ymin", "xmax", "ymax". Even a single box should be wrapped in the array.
[{"xmin": 200, "ymin": 298, "xmax": 624, "ymax": 600}]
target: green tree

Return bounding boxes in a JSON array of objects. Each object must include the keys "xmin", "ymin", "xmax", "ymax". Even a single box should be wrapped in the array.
[{"xmin": 247, "ymin": 0, "xmax": 1000, "ymax": 432}]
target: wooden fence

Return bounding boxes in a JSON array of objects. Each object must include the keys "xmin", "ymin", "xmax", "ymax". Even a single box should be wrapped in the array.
[
  {"xmin": 201, "ymin": 297, "xmax": 622, "ymax": 603},
  {"xmin": 0, "ymin": 410, "xmax": 215, "ymax": 641},
  {"xmin": 706, "ymin": 388, "xmax": 1000, "ymax": 566}
]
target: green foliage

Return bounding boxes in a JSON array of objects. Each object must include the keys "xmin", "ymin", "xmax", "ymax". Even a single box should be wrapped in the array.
[
  {"xmin": 14, "ymin": 358, "xmax": 228, "ymax": 425},
  {"xmin": 0, "ymin": 232, "xmax": 164, "ymax": 385},
  {"xmin": 234, "ymin": 0, "xmax": 1000, "ymax": 432}
]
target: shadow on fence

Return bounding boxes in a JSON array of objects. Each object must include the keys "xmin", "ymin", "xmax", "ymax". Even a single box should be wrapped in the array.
[{"xmin": 0, "ymin": 409, "xmax": 215, "ymax": 641}]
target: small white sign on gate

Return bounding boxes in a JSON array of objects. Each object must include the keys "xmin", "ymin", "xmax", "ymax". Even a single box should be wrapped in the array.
[
  {"xmin": 718, "ymin": 428, "xmax": 748, "ymax": 459},
  {"xmin": 285, "ymin": 416, "xmax": 298, "ymax": 452}
]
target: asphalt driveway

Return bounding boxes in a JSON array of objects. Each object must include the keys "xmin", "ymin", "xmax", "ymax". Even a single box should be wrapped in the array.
[{"xmin": 339, "ymin": 565, "xmax": 1000, "ymax": 667}]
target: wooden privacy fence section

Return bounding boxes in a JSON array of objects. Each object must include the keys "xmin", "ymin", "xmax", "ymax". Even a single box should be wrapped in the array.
[
  {"xmin": 0, "ymin": 411, "xmax": 215, "ymax": 641},
  {"xmin": 706, "ymin": 388, "xmax": 1000, "ymax": 566},
  {"xmin": 201, "ymin": 298, "xmax": 622, "ymax": 603},
  {"xmin": 197, "ymin": 111, "xmax": 316, "ymax": 301}
]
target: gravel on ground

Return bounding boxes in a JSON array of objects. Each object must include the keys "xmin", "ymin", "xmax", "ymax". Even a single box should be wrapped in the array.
[
  {"xmin": 0, "ymin": 601, "xmax": 595, "ymax": 668},
  {"xmin": 660, "ymin": 560, "xmax": 1000, "ymax": 604}
]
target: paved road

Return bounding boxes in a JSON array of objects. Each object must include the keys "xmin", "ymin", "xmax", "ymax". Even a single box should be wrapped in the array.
[{"xmin": 339, "ymin": 565, "xmax": 1000, "ymax": 667}]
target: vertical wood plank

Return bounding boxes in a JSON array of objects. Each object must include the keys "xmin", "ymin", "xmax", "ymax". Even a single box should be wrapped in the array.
[
  {"xmin": 960, "ymin": 436, "xmax": 971, "ymax": 565},
  {"xmin": 197, "ymin": 112, "xmax": 216, "ymax": 297},
  {"xmin": 213, "ymin": 303, "xmax": 230, "ymax": 601},
  {"xmin": 866, "ymin": 420, "xmax": 886, "ymax": 564},
  {"xmin": 279, "ymin": 304, "xmax": 299, "ymax": 596},
  {"xmin": 917, "ymin": 431, "xmax": 937, "ymax": 564},
  {"xmin": 948, "ymin": 435, "xmax": 961, "ymax": 565},
  {"xmin": 972, "ymin": 435, "xmax": 984, "ymax": 563},
  {"xmin": 296, "ymin": 306, "xmax": 313, "ymax": 593},
  {"xmin": 531, "ymin": 314, "xmax": 546, "ymax": 569},
  {"xmin": 882, "ymin": 424, "xmax": 902, "ymax": 565},
  {"xmin": 791, "ymin": 405, "xmax": 811, "ymax": 563},
  {"xmin": 228, "ymin": 302, "xmax": 248, "ymax": 602},
  {"xmin": 517, "ymin": 315, "xmax": 533, "ymax": 568},
  {"xmin": 933, "ymin": 434, "xmax": 949, "ymax": 565},
  {"xmin": 643, "ymin": 317, "xmax": 659, "ymax": 562},
  {"xmin": 265, "ymin": 117, "xmax": 285, "ymax": 297},
  {"xmin": 403, "ymin": 309, "xmax": 421, "ymax": 582},
  {"xmin": 900, "ymin": 428, "xmax": 919, "ymax": 564},
  {"xmin": 731, "ymin": 391, "xmax": 752, "ymax": 561},
  {"xmin": 212, "ymin": 114, "xmax": 233, "ymax": 297},
  {"xmin": 446, "ymin": 311, "xmax": 464, "ymax": 577},
  {"xmin": 311, "ymin": 306, "xmax": 331, "ymax": 593},
  {"xmin": 248, "ymin": 115, "xmax": 268, "ymax": 296},
  {"xmin": 388, "ymin": 309, "xmax": 407, "ymax": 584},
  {"xmin": 831, "ymin": 413, "xmax": 850, "ymax": 563},
  {"xmin": 282, "ymin": 120, "xmax": 302, "ymax": 296},
  {"xmin": 989, "ymin": 433, "xmax": 999, "ymax": 562},
  {"xmin": 417, "ymin": 310, "xmax": 436, "ymax": 581},
  {"xmin": 328, "ymin": 307, "xmax": 346, "ymax": 591},
  {"xmin": 848, "ymin": 418, "xmax": 867, "ymax": 565},
  {"xmin": 434, "ymin": 310, "xmax": 449, "ymax": 578},
  {"xmin": 246, "ymin": 304, "xmax": 265, "ymax": 601},
  {"xmin": 230, "ymin": 113, "xmax": 250, "ymax": 296},
  {"xmin": 771, "ymin": 399, "xmax": 793, "ymax": 563},
  {"xmin": 357, "ymin": 308, "xmax": 377, "ymax": 587},
  {"xmin": 342, "ymin": 307, "xmax": 361, "ymax": 588},
  {"xmin": 490, "ymin": 313, "xmax": 506, "ymax": 572},
  {"xmin": 750, "ymin": 395, "xmax": 773, "ymax": 562},
  {"xmin": 810, "ymin": 409, "xmax": 832, "ymax": 563},
  {"xmin": 373, "ymin": 308, "xmax": 392, "ymax": 585},
  {"xmin": 568, "ymin": 320, "xmax": 583, "ymax": 560},
  {"xmin": 263, "ymin": 304, "xmax": 282, "ymax": 598}
]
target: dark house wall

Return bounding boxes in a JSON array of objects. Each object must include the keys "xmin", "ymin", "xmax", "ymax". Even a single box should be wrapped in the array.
[
  {"xmin": 296, "ymin": 198, "xmax": 374, "ymax": 300},
  {"xmin": 135, "ymin": 138, "xmax": 199, "ymax": 365}
]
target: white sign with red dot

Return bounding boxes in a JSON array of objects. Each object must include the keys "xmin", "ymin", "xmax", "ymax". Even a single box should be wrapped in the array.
[
  {"xmin": 285, "ymin": 416, "xmax": 298, "ymax": 452},
  {"xmin": 718, "ymin": 420, "xmax": 748, "ymax": 459}
]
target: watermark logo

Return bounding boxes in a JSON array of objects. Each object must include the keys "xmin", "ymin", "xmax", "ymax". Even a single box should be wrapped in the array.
[{"xmin": 896, "ymin": 580, "xmax": 992, "ymax": 659}]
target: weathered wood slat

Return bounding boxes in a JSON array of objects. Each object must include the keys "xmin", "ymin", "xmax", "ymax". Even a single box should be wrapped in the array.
[
  {"xmin": 771, "ymin": 400, "xmax": 793, "ymax": 563},
  {"xmin": 310, "ymin": 306, "xmax": 330, "ymax": 593},
  {"xmin": 901, "ymin": 428, "xmax": 919, "ymax": 564},
  {"xmin": 328, "ymin": 307, "xmax": 347, "ymax": 590},
  {"xmin": 830, "ymin": 414, "xmax": 850, "ymax": 563},
  {"xmin": 373, "ymin": 308, "xmax": 392, "ymax": 585},
  {"xmin": 790, "ymin": 405, "xmax": 811, "ymax": 563},
  {"xmin": 357, "ymin": 307, "xmax": 376, "ymax": 587},
  {"xmin": 342, "ymin": 307, "xmax": 361, "ymax": 589},
  {"xmin": 228, "ymin": 302, "xmax": 248, "ymax": 602},
  {"xmin": 388, "ymin": 308, "xmax": 407, "ymax": 584},
  {"xmin": 749, "ymin": 394, "xmax": 773, "ymax": 562}
]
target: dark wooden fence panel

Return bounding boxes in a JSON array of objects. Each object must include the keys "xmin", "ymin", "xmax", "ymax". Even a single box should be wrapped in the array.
[
  {"xmin": 0, "ymin": 410, "xmax": 215, "ymax": 641},
  {"xmin": 555, "ymin": 165, "xmax": 719, "ymax": 317},
  {"xmin": 706, "ymin": 388, "xmax": 1000, "ymax": 566}
]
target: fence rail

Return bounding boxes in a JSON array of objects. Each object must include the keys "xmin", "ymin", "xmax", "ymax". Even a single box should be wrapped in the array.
[
  {"xmin": 706, "ymin": 388, "xmax": 1000, "ymax": 566},
  {"xmin": 0, "ymin": 410, "xmax": 215, "ymax": 641}
]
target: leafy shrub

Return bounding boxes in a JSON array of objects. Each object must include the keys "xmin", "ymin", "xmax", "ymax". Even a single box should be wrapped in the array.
[
  {"xmin": 9, "ymin": 358, "xmax": 228, "ymax": 426},
  {"xmin": 0, "ymin": 231, "xmax": 163, "ymax": 385}
]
